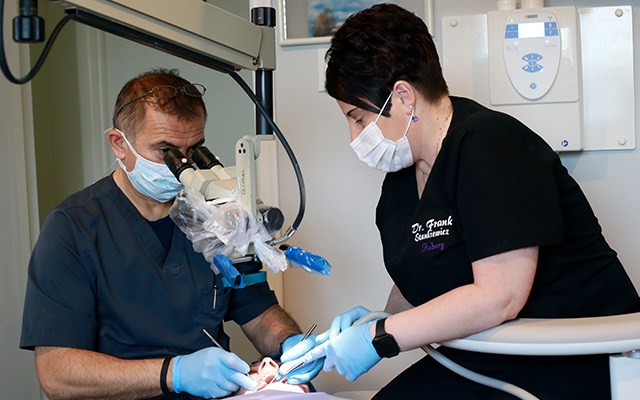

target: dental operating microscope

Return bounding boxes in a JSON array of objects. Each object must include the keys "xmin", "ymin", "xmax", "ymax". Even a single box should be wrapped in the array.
[
  {"xmin": 163, "ymin": 134, "xmax": 293, "ymax": 284},
  {"xmin": 3, "ymin": 0, "xmax": 328, "ymax": 284}
]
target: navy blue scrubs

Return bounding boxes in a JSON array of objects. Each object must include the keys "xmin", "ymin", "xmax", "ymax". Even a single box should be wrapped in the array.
[{"xmin": 20, "ymin": 174, "xmax": 277, "ymax": 361}]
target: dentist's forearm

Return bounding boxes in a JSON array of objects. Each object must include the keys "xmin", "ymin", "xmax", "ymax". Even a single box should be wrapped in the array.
[{"xmin": 35, "ymin": 346, "xmax": 169, "ymax": 400}]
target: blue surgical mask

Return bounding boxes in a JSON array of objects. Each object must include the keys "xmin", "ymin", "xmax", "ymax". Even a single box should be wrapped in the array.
[{"xmin": 115, "ymin": 128, "xmax": 183, "ymax": 202}]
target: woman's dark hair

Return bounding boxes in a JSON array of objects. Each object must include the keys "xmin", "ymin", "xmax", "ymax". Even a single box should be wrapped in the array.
[
  {"xmin": 325, "ymin": 4, "xmax": 448, "ymax": 116},
  {"xmin": 112, "ymin": 68, "xmax": 207, "ymax": 139}
]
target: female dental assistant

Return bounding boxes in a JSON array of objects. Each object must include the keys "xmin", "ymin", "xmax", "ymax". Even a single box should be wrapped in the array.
[{"xmin": 310, "ymin": 4, "xmax": 640, "ymax": 399}]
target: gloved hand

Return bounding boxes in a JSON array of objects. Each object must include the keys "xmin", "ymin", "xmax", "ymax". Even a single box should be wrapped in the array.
[
  {"xmin": 278, "ymin": 333, "xmax": 323, "ymax": 384},
  {"xmin": 311, "ymin": 321, "xmax": 381, "ymax": 381},
  {"xmin": 316, "ymin": 306, "xmax": 371, "ymax": 344},
  {"xmin": 172, "ymin": 347, "xmax": 258, "ymax": 398}
]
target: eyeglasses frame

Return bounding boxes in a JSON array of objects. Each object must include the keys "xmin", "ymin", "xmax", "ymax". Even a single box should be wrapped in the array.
[{"xmin": 114, "ymin": 83, "xmax": 207, "ymax": 123}]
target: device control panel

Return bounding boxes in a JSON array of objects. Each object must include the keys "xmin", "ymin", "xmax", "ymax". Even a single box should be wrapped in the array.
[
  {"xmin": 503, "ymin": 11, "xmax": 561, "ymax": 100},
  {"xmin": 489, "ymin": 6, "xmax": 579, "ymax": 106}
]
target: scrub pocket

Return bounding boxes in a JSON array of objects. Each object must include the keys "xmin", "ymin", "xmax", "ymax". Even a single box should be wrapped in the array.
[{"xmin": 197, "ymin": 273, "xmax": 232, "ymax": 346}]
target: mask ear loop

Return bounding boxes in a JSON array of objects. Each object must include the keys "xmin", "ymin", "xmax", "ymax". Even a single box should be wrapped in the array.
[
  {"xmin": 401, "ymin": 107, "xmax": 415, "ymax": 139},
  {"xmin": 114, "ymin": 128, "xmax": 164, "ymax": 167},
  {"xmin": 374, "ymin": 91, "xmax": 394, "ymax": 124}
]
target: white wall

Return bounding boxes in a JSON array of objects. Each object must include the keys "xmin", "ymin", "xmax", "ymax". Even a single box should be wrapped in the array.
[
  {"xmin": 0, "ymin": 0, "xmax": 44, "ymax": 397},
  {"xmin": 274, "ymin": 0, "xmax": 640, "ymax": 394}
]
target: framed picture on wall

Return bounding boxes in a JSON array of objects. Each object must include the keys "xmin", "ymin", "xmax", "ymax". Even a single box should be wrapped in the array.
[
  {"xmin": 279, "ymin": 0, "xmax": 434, "ymax": 46},
  {"xmin": 307, "ymin": 0, "xmax": 383, "ymax": 38}
]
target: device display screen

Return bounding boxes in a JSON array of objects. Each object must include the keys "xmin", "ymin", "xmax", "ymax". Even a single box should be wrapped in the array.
[{"xmin": 518, "ymin": 22, "xmax": 545, "ymax": 38}]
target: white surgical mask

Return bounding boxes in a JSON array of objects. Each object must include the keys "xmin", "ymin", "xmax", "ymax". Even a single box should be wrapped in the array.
[
  {"xmin": 115, "ymin": 128, "xmax": 183, "ymax": 202},
  {"xmin": 350, "ymin": 92, "xmax": 415, "ymax": 172}
]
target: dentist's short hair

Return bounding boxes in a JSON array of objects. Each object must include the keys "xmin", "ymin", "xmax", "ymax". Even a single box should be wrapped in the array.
[{"xmin": 112, "ymin": 68, "xmax": 207, "ymax": 140}]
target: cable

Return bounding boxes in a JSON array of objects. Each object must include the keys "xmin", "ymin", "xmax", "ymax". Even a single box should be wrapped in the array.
[
  {"xmin": 0, "ymin": 0, "xmax": 72, "ymax": 84},
  {"xmin": 228, "ymin": 70, "xmax": 306, "ymax": 240},
  {"xmin": 355, "ymin": 312, "xmax": 540, "ymax": 400},
  {"xmin": 423, "ymin": 344, "xmax": 539, "ymax": 400}
]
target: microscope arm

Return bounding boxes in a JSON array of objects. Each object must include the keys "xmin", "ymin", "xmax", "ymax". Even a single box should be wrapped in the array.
[{"xmin": 49, "ymin": 0, "xmax": 275, "ymax": 72}]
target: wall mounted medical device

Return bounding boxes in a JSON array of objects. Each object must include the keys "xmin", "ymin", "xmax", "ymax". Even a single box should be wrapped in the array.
[
  {"xmin": 487, "ymin": 6, "xmax": 581, "ymax": 150},
  {"xmin": 493, "ymin": 9, "xmax": 566, "ymax": 101},
  {"xmin": 442, "ymin": 4, "xmax": 635, "ymax": 151},
  {"xmin": 488, "ymin": 7, "xmax": 581, "ymax": 151}
]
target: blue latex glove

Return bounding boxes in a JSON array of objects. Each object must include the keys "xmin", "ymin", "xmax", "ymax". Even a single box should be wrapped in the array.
[
  {"xmin": 172, "ymin": 347, "xmax": 258, "ymax": 398},
  {"xmin": 307, "ymin": 321, "xmax": 381, "ymax": 381},
  {"xmin": 316, "ymin": 306, "xmax": 371, "ymax": 344},
  {"xmin": 278, "ymin": 333, "xmax": 323, "ymax": 384}
]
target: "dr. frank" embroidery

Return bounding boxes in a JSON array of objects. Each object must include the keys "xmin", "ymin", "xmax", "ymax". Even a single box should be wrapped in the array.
[{"xmin": 411, "ymin": 216, "xmax": 453, "ymax": 252}]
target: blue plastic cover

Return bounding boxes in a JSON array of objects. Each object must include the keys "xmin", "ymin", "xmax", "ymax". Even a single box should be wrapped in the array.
[{"xmin": 284, "ymin": 246, "xmax": 332, "ymax": 275}]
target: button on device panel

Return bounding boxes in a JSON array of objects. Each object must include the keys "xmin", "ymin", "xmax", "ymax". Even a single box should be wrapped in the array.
[
  {"xmin": 502, "ymin": 11, "xmax": 562, "ymax": 100},
  {"xmin": 504, "ymin": 23, "xmax": 518, "ymax": 38},
  {"xmin": 522, "ymin": 53, "xmax": 543, "ymax": 72},
  {"xmin": 545, "ymin": 21, "xmax": 559, "ymax": 36}
]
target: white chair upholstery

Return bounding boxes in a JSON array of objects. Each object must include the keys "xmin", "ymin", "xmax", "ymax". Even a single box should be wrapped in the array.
[{"xmin": 440, "ymin": 312, "xmax": 640, "ymax": 399}]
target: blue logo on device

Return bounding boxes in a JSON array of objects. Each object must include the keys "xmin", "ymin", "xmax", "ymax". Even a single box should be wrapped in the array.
[{"xmin": 522, "ymin": 53, "xmax": 543, "ymax": 73}]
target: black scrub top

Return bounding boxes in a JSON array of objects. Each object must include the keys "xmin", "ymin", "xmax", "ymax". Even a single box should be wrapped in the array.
[
  {"xmin": 376, "ymin": 96, "xmax": 640, "ymax": 317},
  {"xmin": 20, "ymin": 174, "xmax": 278, "ymax": 359},
  {"xmin": 372, "ymin": 97, "xmax": 640, "ymax": 399}
]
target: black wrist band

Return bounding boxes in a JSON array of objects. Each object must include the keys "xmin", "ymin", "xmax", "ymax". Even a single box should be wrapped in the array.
[{"xmin": 160, "ymin": 356, "xmax": 173, "ymax": 395}]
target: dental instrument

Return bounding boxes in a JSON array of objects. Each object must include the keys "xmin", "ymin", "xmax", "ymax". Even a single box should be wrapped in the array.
[
  {"xmin": 202, "ymin": 328, "xmax": 223, "ymax": 349},
  {"xmin": 202, "ymin": 327, "xmax": 258, "ymax": 384},
  {"xmin": 271, "ymin": 359, "xmax": 305, "ymax": 384},
  {"xmin": 301, "ymin": 323, "xmax": 318, "ymax": 342},
  {"xmin": 269, "ymin": 323, "xmax": 317, "ymax": 384}
]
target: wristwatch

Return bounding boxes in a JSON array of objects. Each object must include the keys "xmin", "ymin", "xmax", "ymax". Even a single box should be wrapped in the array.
[{"xmin": 372, "ymin": 317, "xmax": 400, "ymax": 358}]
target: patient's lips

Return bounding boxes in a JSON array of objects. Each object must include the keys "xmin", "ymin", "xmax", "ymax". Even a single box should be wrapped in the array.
[{"xmin": 235, "ymin": 357, "xmax": 309, "ymax": 395}]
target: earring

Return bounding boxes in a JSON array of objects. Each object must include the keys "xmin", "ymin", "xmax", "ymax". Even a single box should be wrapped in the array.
[{"xmin": 410, "ymin": 105, "xmax": 419, "ymax": 122}]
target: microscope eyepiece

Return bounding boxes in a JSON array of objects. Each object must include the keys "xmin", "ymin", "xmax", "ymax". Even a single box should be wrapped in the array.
[
  {"xmin": 191, "ymin": 146, "xmax": 223, "ymax": 169},
  {"xmin": 163, "ymin": 148, "xmax": 194, "ymax": 179}
]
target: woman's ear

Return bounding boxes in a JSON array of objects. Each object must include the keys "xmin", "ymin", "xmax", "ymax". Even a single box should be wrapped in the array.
[{"xmin": 394, "ymin": 81, "xmax": 417, "ymax": 114}]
